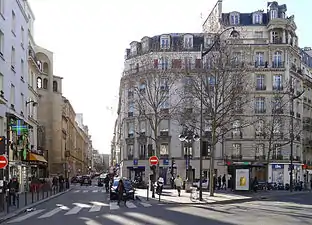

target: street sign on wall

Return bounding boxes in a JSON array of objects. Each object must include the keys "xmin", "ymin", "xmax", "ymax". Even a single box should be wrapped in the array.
[
  {"xmin": 0, "ymin": 155, "xmax": 8, "ymax": 169},
  {"xmin": 149, "ymin": 156, "xmax": 159, "ymax": 165}
]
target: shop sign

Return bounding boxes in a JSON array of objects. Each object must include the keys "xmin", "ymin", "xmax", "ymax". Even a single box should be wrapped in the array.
[{"xmin": 272, "ymin": 164, "xmax": 284, "ymax": 169}]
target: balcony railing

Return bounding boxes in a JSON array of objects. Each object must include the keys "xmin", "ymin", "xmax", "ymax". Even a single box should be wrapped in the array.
[
  {"xmin": 231, "ymin": 154, "xmax": 242, "ymax": 160},
  {"xmin": 255, "ymin": 108, "xmax": 266, "ymax": 114},
  {"xmin": 272, "ymin": 61, "xmax": 285, "ymax": 68}
]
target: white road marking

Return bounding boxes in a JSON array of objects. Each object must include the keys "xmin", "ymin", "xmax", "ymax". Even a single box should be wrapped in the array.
[
  {"xmin": 8, "ymin": 209, "xmax": 46, "ymax": 223},
  {"xmin": 139, "ymin": 202, "xmax": 152, "ymax": 207},
  {"xmin": 102, "ymin": 214, "xmax": 142, "ymax": 224},
  {"xmin": 126, "ymin": 201, "xmax": 137, "ymax": 208},
  {"xmin": 92, "ymin": 190, "xmax": 98, "ymax": 193},
  {"xmin": 124, "ymin": 212, "xmax": 175, "ymax": 225},
  {"xmin": 101, "ymin": 190, "xmax": 105, "ymax": 193},
  {"xmin": 64, "ymin": 206, "xmax": 83, "ymax": 215},
  {"xmin": 89, "ymin": 202, "xmax": 108, "ymax": 212},
  {"xmin": 38, "ymin": 208, "xmax": 64, "ymax": 218},
  {"xmin": 82, "ymin": 190, "xmax": 88, "ymax": 193},
  {"xmin": 109, "ymin": 202, "xmax": 120, "ymax": 210},
  {"xmin": 73, "ymin": 190, "xmax": 80, "ymax": 193}
]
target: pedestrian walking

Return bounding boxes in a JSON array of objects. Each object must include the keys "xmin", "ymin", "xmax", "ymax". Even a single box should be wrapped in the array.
[
  {"xmin": 8, "ymin": 177, "xmax": 19, "ymax": 206},
  {"xmin": 174, "ymin": 175, "xmax": 183, "ymax": 197},
  {"xmin": 117, "ymin": 179, "xmax": 125, "ymax": 205},
  {"xmin": 222, "ymin": 174, "xmax": 226, "ymax": 190}
]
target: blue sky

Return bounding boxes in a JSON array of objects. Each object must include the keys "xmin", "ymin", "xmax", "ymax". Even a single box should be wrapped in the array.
[{"xmin": 28, "ymin": 0, "xmax": 311, "ymax": 153}]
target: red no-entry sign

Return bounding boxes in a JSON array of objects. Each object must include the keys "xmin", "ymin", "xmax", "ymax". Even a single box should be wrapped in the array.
[
  {"xmin": 0, "ymin": 155, "xmax": 8, "ymax": 169},
  {"xmin": 149, "ymin": 156, "xmax": 159, "ymax": 165}
]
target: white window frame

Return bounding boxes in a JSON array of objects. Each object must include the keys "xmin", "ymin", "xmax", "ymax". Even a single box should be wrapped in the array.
[
  {"xmin": 11, "ymin": 47, "xmax": 16, "ymax": 67},
  {"xmin": 253, "ymin": 13, "xmax": 262, "ymax": 24},
  {"xmin": 21, "ymin": 26, "xmax": 24, "ymax": 46},
  {"xmin": 270, "ymin": 9, "xmax": 277, "ymax": 19},
  {"xmin": 255, "ymin": 97, "xmax": 265, "ymax": 111},
  {"xmin": 160, "ymin": 57, "xmax": 169, "ymax": 70},
  {"xmin": 232, "ymin": 143, "xmax": 241, "ymax": 155},
  {"xmin": 21, "ymin": 59, "xmax": 24, "ymax": 78},
  {"xmin": 139, "ymin": 120, "xmax": 146, "ymax": 133},
  {"xmin": 184, "ymin": 35, "xmax": 193, "ymax": 49},
  {"xmin": 160, "ymin": 143, "xmax": 169, "ymax": 155},
  {"xmin": 160, "ymin": 36, "xmax": 170, "ymax": 49},
  {"xmin": 11, "ymin": 11, "xmax": 16, "ymax": 34},
  {"xmin": 10, "ymin": 84, "xmax": 15, "ymax": 105},
  {"xmin": 128, "ymin": 122, "xmax": 134, "ymax": 135},
  {"xmin": 230, "ymin": 13, "xmax": 240, "ymax": 25}
]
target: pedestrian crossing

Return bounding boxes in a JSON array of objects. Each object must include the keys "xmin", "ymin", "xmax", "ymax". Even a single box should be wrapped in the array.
[{"xmin": 7, "ymin": 200, "xmax": 153, "ymax": 223}]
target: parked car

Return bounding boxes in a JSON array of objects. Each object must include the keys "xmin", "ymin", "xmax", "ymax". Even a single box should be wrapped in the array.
[
  {"xmin": 80, "ymin": 175, "xmax": 92, "ymax": 186},
  {"xmin": 71, "ymin": 176, "xmax": 81, "ymax": 184},
  {"xmin": 110, "ymin": 178, "xmax": 135, "ymax": 200}
]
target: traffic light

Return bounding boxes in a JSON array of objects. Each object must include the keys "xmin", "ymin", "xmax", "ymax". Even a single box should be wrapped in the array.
[{"xmin": 0, "ymin": 136, "xmax": 5, "ymax": 155}]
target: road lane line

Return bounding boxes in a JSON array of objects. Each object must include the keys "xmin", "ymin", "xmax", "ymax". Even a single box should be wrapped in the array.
[
  {"xmin": 8, "ymin": 209, "xmax": 46, "ymax": 223},
  {"xmin": 92, "ymin": 190, "xmax": 98, "ymax": 193},
  {"xmin": 82, "ymin": 190, "xmax": 88, "ymax": 193},
  {"xmin": 64, "ymin": 206, "xmax": 83, "ymax": 215},
  {"xmin": 126, "ymin": 201, "xmax": 137, "ymax": 208},
  {"xmin": 110, "ymin": 202, "xmax": 120, "ymax": 210},
  {"xmin": 38, "ymin": 208, "xmax": 63, "ymax": 218},
  {"xmin": 73, "ymin": 190, "xmax": 80, "ymax": 193}
]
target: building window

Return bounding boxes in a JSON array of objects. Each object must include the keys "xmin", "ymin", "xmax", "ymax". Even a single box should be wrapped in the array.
[
  {"xmin": 255, "ymin": 119, "xmax": 264, "ymax": 135},
  {"xmin": 11, "ymin": 47, "xmax": 15, "ymax": 68},
  {"xmin": 160, "ymin": 143, "xmax": 169, "ymax": 156},
  {"xmin": 160, "ymin": 119, "xmax": 169, "ymax": 133},
  {"xmin": 232, "ymin": 143, "xmax": 241, "ymax": 156},
  {"xmin": 21, "ymin": 59, "xmax": 24, "ymax": 78},
  {"xmin": 232, "ymin": 120, "xmax": 240, "ymax": 135},
  {"xmin": 160, "ymin": 96, "xmax": 169, "ymax": 109},
  {"xmin": 256, "ymin": 74, "xmax": 265, "ymax": 90},
  {"xmin": 0, "ymin": 30, "xmax": 3, "ymax": 56},
  {"xmin": 160, "ymin": 57, "xmax": 169, "ymax": 70},
  {"xmin": 0, "ymin": 0, "xmax": 4, "ymax": 15},
  {"xmin": 184, "ymin": 35, "xmax": 193, "ymax": 49},
  {"xmin": 21, "ymin": 26, "xmax": 24, "ymax": 46},
  {"xmin": 139, "ymin": 120, "xmax": 146, "ymax": 134},
  {"xmin": 160, "ymin": 36, "xmax": 170, "ymax": 49},
  {"xmin": 270, "ymin": 9, "xmax": 277, "ymax": 19},
  {"xmin": 127, "ymin": 145, "xmax": 133, "ymax": 159},
  {"xmin": 20, "ymin": 93, "xmax": 24, "ymax": 113},
  {"xmin": 184, "ymin": 57, "xmax": 192, "ymax": 70},
  {"xmin": 11, "ymin": 11, "xmax": 16, "ymax": 34},
  {"xmin": 205, "ymin": 36, "xmax": 213, "ymax": 48},
  {"xmin": 128, "ymin": 101, "xmax": 134, "ymax": 115},
  {"xmin": 273, "ymin": 119, "xmax": 282, "ymax": 135},
  {"xmin": 255, "ymin": 97, "xmax": 265, "ymax": 113},
  {"xmin": 253, "ymin": 13, "xmax": 262, "ymax": 24},
  {"xmin": 230, "ymin": 13, "xmax": 239, "ymax": 25},
  {"xmin": 128, "ymin": 122, "xmax": 134, "ymax": 137},
  {"xmin": 130, "ymin": 43, "xmax": 137, "ymax": 55},
  {"xmin": 255, "ymin": 52, "xmax": 264, "ymax": 67},
  {"xmin": 139, "ymin": 144, "xmax": 146, "ymax": 159},
  {"xmin": 0, "ymin": 73, "xmax": 3, "ymax": 91},
  {"xmin": 37, "ymin": 77, "xmax": 42, "ymax": 88},
  {"xmin": 10, "ymin": 84, "xmax": 15, "ymax": 106},
  {"xmin": 142, "ymin": 39, "xmax": 149, "ymax": 52},
  {"xmin": 272, "ymin": 143, "xmax": 281, "ymax": 156},
  {"xmin": 273, "ymin": 75, "xmax": 282, "ymax": 90},
  {"xmin": 43, "ymin": 78, "xmax": 48, "ymax": 89},
  {"xmin": 53, "ymin": 80, "xmax": 58, "ymax": 92}
]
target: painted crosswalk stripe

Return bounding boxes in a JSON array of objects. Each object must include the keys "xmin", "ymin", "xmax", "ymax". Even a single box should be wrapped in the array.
[
  {"xmin": 83, "ymin": 190, "xmax": 88, "ymax": 193},
  {"xmin": 139, "ymin": 202, "xmax": 152, "ymax": 207},
  {"xmin": 89, "ymin": 205, "xmax": 102, "ymax": 212},
  {"xmin": 109, "ymin": 202, "xmax": 120, "ymax": 210},
  {"xmin": 73, "ymin": 190, "xmax": 80, "ymax": 193},
  {"xmin": 64, "ymin": 206, "xmax": 82, "ymax": 215},
  {"xmin": 102, "ymin": 214, "xmax": 139, "ymax": 224},
  {"xmin": 92, "ymin": 190, "xmax": 98, "ymax": 193},
  {"xmin": 8, "ymin": 209, "xmax": 46, "ymax": 223},
  {"xmin": 126, "ymin": 201, "xmax": 137, "ymax": 208},
  {"xmin": 38, "ymin": 208, "xmax": 63, "ymax": 218}
]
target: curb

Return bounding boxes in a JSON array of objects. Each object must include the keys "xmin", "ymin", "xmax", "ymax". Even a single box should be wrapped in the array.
[
  {"xmin": 0, "ymin": 188, "xmax": 73, "ymax": 224},
  {"xmin": 136, "ymin": 191, "xmax": 310, "ymax": 206}
]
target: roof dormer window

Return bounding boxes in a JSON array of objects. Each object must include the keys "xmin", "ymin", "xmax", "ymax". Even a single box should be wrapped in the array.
[
  {"xmin": 184, "ymin": 34, "xmax": 193, "ymax": 49},
  {"xmin": 141, "ymin": 37, "xmax": 149, "ymax": 53},
  {"xmin": 160, "ymin": 35, "xmax": 170, "ymax": 49},
  {"xmin": 230, "ymin": 12, "xmax": 240, "ymax": 25},
  {"xmin": 253, "ymin": 13, "xmax": 262, "ymax": 24},
  {"xmin": 270, "ymin": 9, "xmax": 277, "ymax": 19},
  {"xmin": 130, "ymin": 42, "xmax": 137, "ymax": 55}
]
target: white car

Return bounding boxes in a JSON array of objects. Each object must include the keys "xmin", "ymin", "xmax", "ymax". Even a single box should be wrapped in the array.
[{"xmin": 192, "ymin": 179, "xmax": 209, "ymax": 189}]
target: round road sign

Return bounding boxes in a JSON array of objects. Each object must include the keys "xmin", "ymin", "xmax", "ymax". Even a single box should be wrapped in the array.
[
  {"xmin": 0, "ymin": 155, "xmax": 8, "ymax": 169},
  {"xmin": 149, "ymin": 156, "xmax": 159, "ymax": 165}
]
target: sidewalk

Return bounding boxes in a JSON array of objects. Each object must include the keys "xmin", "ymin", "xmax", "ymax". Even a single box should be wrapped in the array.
[
  {"xmin": 0, "ymin": 188, "xmax": 72, "ymax": 224},
  {"xmin": 135, "ymin": 188, "xmax": 310, "ymax": 205}
]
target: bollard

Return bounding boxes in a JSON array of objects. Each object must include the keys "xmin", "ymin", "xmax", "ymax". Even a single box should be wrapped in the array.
[
  {"xmin": 36, "ymin": 188, "xmax": 39, "ymax": 201},
  {"xmin": 31, "ymin": 189, "xmax": 34, "ymax": 203},
  {"xmin": 46, "ymin": 189, "xmax": 49, "ymax": 198},
  {"xmin": 50, "ymin": 187, "xmax": 52, "ymax": 196},
  {"xmin": 146, "ymin": 181, "xmax": 149, "ymax": 201},
  {"xmin": 16, "ymin": 193, "xmax": 19, "ymax": 208},
  {"xmin": 24, "ymin": 190, "xmax": 27, "ymax": 206},
  {"xmin": 42, "ymin": 188, "xmax": 44, "ymax": 199},
  {"xmin": 6, "ymin": 189, "xmax": 9, "ymax": 214}
]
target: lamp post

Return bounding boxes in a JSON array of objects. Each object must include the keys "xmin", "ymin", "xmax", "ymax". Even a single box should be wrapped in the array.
[
  {"xmin": 199, "ymin": 27, "xmax": 240, "ymax": 199},
  {"xmin": 179, "ymin": 128, "xmax": 200, "ymax": 192},
  {"xmin": 289, "ymin": 89, "xmax": 304, "ymax": 192}
]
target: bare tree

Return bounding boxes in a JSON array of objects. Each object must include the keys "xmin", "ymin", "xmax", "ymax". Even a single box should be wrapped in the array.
[
  {"xmin": 255, "ymin": 80, "xmax": 302, "ymax": 179},
  {"xmin": 177, "ymin": 38, "xmax": 254, "ymax": 195},
  {"xmin": 124, "ymin": 53, "xmax": 185, "ymax": 164}
]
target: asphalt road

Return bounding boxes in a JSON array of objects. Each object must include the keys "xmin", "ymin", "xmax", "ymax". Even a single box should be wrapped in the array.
[{"xmin": 3, "ymin": 186, "xmax": 312, "ymax": 225}]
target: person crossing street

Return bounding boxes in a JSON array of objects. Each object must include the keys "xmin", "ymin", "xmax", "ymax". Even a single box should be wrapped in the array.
[{"xmin": 174, "ymin": 175, "xmax": 183, "ymax": 197}]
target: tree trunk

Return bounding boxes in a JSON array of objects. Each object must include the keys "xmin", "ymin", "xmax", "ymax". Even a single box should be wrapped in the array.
[{"xmin": 209, "ymin": 121, "xmax": 217, "ymax": 196}]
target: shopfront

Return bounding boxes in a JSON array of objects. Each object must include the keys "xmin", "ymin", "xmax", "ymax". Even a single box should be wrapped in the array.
[
  {"xmin": 268, "ymin": 163, "xmax": 303, "ymax": 185},
  {"xmin": 28, "ymin": 152, "xmax": 48, "ymax": 178}
]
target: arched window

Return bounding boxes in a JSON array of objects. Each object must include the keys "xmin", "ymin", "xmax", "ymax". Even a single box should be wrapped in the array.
[
  {"xmin": 43, "ymin": 62, "xmax": 49, "ymax": 74},
  {"xmin": 53, "ymin": 81, "xmax": 58, "ymax": 92},
  {"xmin": 43, "ymin": 78, "xmax": 48, "ymax": 89},
  {"xmin": 37, "ymin": 77, "xmax": 42, "ymax": 88}
]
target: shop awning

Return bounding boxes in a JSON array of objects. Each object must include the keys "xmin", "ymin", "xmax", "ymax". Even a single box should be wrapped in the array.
[{"xmin": 29, "ymin": 153, "xmax": 47, "ymax": 163}]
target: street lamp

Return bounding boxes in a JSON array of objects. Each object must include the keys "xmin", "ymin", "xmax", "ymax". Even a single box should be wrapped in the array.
[
  {"xmin": 289, "ymin": 89, "xmax": 304, "ymax": 192},
  {"xmin": 179, "ymin": 129, "xmax": 200, "ymax": 192},
  {"xmin": 199, "ymin": 27, "xmax": 239, "ymax": 199}
]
